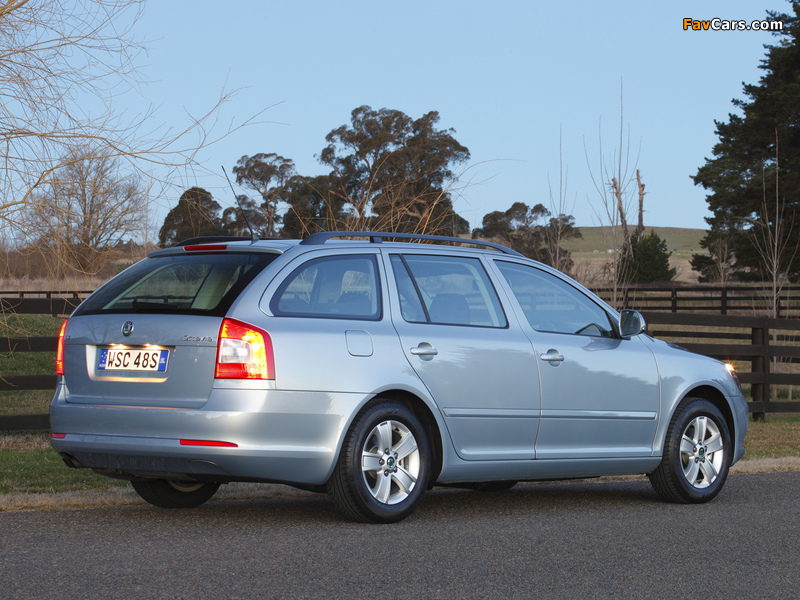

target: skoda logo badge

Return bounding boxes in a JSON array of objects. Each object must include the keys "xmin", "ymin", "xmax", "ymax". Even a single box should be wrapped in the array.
[{"xmin": 122, "ymin": 321, "xmax": 134, "ymax": 337}]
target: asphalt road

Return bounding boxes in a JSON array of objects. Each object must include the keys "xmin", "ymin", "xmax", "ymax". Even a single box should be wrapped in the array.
[{"xmin": 1, "ymin": 472, "xmax": 798, "ymax": 600}]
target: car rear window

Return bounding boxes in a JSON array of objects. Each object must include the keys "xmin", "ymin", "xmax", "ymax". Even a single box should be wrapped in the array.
[
  {"xmin": 74, "ymin": 252, "xmax": 276, "ymax": 316},
  {"xmin": 270, "ymin": 254, "xmax": 381, "ymax": 320}
]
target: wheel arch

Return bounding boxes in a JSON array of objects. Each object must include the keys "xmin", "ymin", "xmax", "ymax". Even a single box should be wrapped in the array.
[
  {"xmin": 679, "ymin": 385, "xmax": 736, "ymax": 449},
  {"xmin": 364, "ymin": 389, "xmax": 445, "ymax": 487}
]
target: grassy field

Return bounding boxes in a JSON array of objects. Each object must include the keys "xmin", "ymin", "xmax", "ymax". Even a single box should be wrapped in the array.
[
  {"xmin": 560, "ymin": 226, "xmax": 708, "ymax": 285},
  {"xmin": 562, "ymin": 226, "xmax": 707, "ymax": 255}
]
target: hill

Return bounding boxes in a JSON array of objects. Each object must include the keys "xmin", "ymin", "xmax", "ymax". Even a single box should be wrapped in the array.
[
  {"xmin": 562, "ymin": 226, "xmax": 707, "ymax": 255},
  {"xmin": 560, "ymin": 226, "xmax": 708, "ymax": 284}
]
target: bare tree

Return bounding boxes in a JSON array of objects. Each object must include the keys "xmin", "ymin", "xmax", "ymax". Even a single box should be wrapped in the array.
[
  {"xmin": 544, "ymin": 128, "xmax": 582, "ymax": 275},
  {"xmin": 636, "ymin": 169, "xmax": 645, "ymax": 243},
  {"xmin": 707, "ymin": 235, "xmax": 736, "ymax": 285},
  {"xmin": 584, "ymin": 85, "xmax": 641, "ymax": 308},
  {"xmin": 0, "ymin": 0, "xmax": 245, "ymax": 245},
  {"xmin": 22, "ymin": 146, "xmax": 148, "ymax": 275},
  {"xmin": 749, "ymin": 130, "xmax": 797, "ymax": 318},
  {"xmin": 747, "ymin": 131, "xmax": 798, "ymax": 401}
]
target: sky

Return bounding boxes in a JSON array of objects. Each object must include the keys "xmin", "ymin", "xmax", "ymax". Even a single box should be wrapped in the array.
[{"xmin": 130, "ymin": 0, "xmax": 790, "ymax": 232}]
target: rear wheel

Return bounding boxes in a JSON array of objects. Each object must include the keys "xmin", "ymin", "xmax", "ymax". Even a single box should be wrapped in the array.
[
  {"xmin": 328, "ymin": 400, "xmax": 431, "ymax": 523},
  {"xmin": 131, "ymin": 479, "xmax": 220, "ymax": 508},
  {"xmin": 649, "ymin": 399, "xmax": 731, "ymax": 503}
]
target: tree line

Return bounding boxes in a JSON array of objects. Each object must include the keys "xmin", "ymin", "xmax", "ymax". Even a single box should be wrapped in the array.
[{"xmin": 11, "ymin": 101, "xmax": 679, "ymax": 284}]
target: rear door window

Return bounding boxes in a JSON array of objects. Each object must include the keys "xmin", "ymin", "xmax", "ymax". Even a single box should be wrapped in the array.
[
  {"xmin": 391, "ymin": 254, "xmax": 507, "ymax": 328},
  {"xmin": 74, "ymin": 252, "xmax": 275, "ymax": 316},
  {"xmin": 271, "ymin": 255, "xmax": 381, "ymax": 320}
]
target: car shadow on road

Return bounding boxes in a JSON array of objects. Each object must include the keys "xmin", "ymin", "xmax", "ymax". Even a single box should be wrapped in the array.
[{"xmin": 113, "ymin": 476, "xmax": 666, "ymax": 527}]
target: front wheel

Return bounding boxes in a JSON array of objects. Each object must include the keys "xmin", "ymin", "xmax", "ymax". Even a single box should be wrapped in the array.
[
  {"xmin": 131, "ymin": 479, "xmax": 220, "ymax": 508},
  {"xmin": 328, "ymin": 401, "xmax": 431, "ymax": 523},
  {"xmin": 649, "ymin": 399, "xmax": 731, "ymax": 503}
]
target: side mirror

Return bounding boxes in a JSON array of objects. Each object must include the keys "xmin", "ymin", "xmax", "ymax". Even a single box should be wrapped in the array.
[{"xmin": 619, "ymin": 309, "xmax": 647, "ymax": 337}]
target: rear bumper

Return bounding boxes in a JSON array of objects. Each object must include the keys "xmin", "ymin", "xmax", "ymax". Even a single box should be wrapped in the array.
[{"xmin": 50, "ymin": 384, "xmax": 366, "ymax": 486}]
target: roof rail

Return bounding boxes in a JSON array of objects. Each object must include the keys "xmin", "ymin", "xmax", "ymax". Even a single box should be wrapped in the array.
[{"xmin": 299, "ymin": 231, "xmax": 523, "ymax": 257}]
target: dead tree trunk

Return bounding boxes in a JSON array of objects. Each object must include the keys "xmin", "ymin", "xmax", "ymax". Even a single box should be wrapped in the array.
[
  {"xmin": 612, "ymin": 177, "xmax": 633, "ymax": 259},
  {"xmin": 636, "ymin": 169, "xmax": 645, "ymax": 243}
]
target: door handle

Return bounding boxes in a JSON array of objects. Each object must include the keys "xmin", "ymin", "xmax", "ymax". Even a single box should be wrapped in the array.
[
  {"xmin": 540, "ymin": 351, "xmax": 564, "ymax": 363},
  {"xmin": 410, "ymin": 345, "xmax": 438, "ymax": 357}
]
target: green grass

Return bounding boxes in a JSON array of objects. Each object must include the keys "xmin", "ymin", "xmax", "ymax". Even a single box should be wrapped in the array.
[
  {"xmin": 0, "ymin": 434, "xmax": 128, "ymax": 495},
  {"xmin": 1, "ymin": 350, "xmax": 55, "ymax": 376},
  {"xmin": 741, "ymin": 414, "xmax": 800, "ymax": 460},
  {"xmin": 563, "ymin": 226, "xmax": 707, "ymax": 255},
  {"xmin": 1, "ymin": 313, "xmax": 62, "ymax": 415},
  {"xmin": 0, "ymin": 312, "xmax": 65, "ymax": 337},
  {"xmin": 0, "ymin": 391, "xmax": 51, "ymax": 416}
]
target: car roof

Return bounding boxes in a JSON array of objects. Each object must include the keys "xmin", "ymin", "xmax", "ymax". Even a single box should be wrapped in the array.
[{"xmin": 153, "ymin": 231, "xmax": 524, "ymax": 258}]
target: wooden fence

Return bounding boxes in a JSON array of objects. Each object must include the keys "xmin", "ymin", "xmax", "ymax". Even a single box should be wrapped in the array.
[
  {"xmin": 0, "ymin": 293, "xmax": 85, "ymax": 431},
  {"xmin": 2, "ymin": 292, "xmax": 800, "ymax": 431},
  {"xmin": 595, "ymin": 284, "xmax": 800, "ymax": 318}
]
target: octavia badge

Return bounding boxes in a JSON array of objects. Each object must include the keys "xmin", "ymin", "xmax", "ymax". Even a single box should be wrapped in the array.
[{"xmin": 122, "ymin": 321, "xmax": 134, "ymax": 337}]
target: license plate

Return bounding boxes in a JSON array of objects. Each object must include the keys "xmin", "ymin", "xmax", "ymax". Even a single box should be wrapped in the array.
[{"xmin": 98, "ymin": 348, "xmax": 169, "ymax": 372}]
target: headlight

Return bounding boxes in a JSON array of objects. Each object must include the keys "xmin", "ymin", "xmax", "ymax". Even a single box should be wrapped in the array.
[{"xmin": 725, "ymin": 363, "xmax": 742, "ymax": 389}]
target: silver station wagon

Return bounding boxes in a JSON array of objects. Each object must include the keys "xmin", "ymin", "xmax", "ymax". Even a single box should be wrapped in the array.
[{"xmin": 50, "ymin": 232, "xmax": 748, "ymax": 522}]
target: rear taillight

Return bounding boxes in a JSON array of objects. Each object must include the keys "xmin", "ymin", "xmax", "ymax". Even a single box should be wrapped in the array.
[
  {"xmin": 56, "ymin": 320, "xmax": 67, "ymax": 375},
  {"xmin": 215, "ymin": 318, "xmax": 274, "ymax": 380}
]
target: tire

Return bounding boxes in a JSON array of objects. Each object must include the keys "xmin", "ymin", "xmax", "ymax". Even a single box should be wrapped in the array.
[
  {"xmin": 328, "ymin": 400, "xmax": 431, "ymax": 523},
  {"xmin": 131, "ymin": 479, "xmax": 220, "ymax": 508},
  {"xmin": 649, "ymin": 399, "xmax": 731, "ymax": 504}
]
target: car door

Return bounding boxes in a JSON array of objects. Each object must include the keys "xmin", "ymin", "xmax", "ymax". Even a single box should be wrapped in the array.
[
  {"xmin": 258, "ymin": 250, "xmax": 412, "ymax": 396},
  {"xmin": 385, "ymin": 251, "xmax": 541, "ymax": 461},
  {"xmin": 492, "ymin": 260, "xmax": 660, "ymax": 459}
]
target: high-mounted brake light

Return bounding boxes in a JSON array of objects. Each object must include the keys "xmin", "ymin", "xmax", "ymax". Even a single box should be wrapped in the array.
[
  {"xmin": 56, "ymin": 320, "xmax": 68, "ymax": 375},
  {"xmin": 215, "ymin": 318, "xmax": 275, "ymax": 380},
  {"xmin": 184, "ymin": 244, "xmax": 228, "ymax": 252}
]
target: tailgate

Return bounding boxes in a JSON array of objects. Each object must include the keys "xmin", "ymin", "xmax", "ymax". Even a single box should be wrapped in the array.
[{"xmin": 62, "ymin": 314, "xmax": 221, "ymax": 408}]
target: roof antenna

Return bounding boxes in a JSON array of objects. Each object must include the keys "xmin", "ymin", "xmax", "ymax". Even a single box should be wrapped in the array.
[{"xmin": 222, "ymin": 166, "xmax": 258, "ymax": 243}]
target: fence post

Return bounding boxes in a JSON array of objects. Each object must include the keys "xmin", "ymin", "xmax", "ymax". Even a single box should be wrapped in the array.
[
  {"xmin": 763, "ymin": 319, "xmax": 772, "ymax": 418},
  {"xmin": 751, "ymin": 320, "xmax": 767, "ymax": 422},
  {"xmin": 671, "ymin": 287, "xmax": 677, "ymax": 313},
  {"xmin": 721, "ymin": 287, "xmax": 728, "ymax": 315}
]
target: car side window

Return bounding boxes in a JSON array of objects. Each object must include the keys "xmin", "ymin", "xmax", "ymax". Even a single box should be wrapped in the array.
[
  {"xmin": 271, "ymin": 255, "xmax": 381, "ymax": 320},
  {"xmin": 495, "ymin": 261, "xmax": 614, "ymax": 337},
  {"xmin": 391, "ymin": 254, "xmax": 507, "ymax": 328}
]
